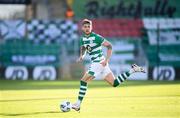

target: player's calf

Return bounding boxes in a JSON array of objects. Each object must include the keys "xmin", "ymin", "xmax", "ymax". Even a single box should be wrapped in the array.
[
  {"xmin": 113, "ymin": 72, "xmax": 130, "ymax": 87},
  {"xmin": 113, "ymin": 64, "xmax": 145, "ymax": 87},
  {"xmin": 72, "ymin": 73, "xmax": 94, "ymax": 111}
]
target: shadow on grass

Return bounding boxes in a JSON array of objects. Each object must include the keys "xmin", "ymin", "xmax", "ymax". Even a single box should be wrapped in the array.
[
  {"xmin": 0, "ymin": 80, "xmax": 180, "ymax": 90},
  {"xmin": 0, "ymin": 111, "xmax": 65, "ymax": 116},
  {"xmin": 0, "ymin": 97, "xmax": 75, "ymax": 102}
]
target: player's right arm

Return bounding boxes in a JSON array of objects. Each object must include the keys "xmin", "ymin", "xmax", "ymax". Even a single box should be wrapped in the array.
[
  {"xmin": 77, "ymin": 37, "xmax": 86, "ymax": 62},
  {"xmin": 80, "ymin": 46, "xmax": 86, "ymax": 61},
  {"xmin": 77, "ymin": 46, "xmax": 86, "ymax": 62}
]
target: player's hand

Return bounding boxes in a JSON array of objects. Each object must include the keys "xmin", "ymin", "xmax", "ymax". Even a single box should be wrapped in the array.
[
  {"xmin": 76, "ymin": 56, "xmax": 83, "ymax": 62},
  {"xmin": 100, "ymin": 59, "xmax": 108, "ymax": 67}
]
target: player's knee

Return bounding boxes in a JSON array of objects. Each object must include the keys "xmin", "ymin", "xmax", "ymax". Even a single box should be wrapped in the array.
[
  {"xmin": 81, "ymin": 78, "xmax": 87, "ymax": 82},
  {"xmin": 81, "ymin": 77, "xmax": 90, "ymax": 83}
]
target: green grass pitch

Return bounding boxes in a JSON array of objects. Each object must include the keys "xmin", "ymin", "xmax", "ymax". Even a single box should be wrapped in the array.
[{"xmin": 0, "ymin": 80, "xmax": 180, "ymax": 118}]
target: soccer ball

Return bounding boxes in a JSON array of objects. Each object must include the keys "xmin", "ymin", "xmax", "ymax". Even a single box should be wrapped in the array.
[{"xmin": 60, "ymin": 101, "xmax": 71, "ymax": 112}]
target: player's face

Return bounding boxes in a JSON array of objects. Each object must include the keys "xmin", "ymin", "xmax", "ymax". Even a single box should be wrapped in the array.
[{"xmin": 82, "ymin": 23, "xmax": 92, "ymax": 35}]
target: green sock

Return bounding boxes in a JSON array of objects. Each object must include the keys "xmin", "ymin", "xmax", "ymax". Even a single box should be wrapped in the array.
[
  {"xmin": 78, "ymin": 80, "xmax": 87, "ymax": 102},
  {"xmin": 113, "ymin": 72, "xmax": 130, "ymax": 87}
]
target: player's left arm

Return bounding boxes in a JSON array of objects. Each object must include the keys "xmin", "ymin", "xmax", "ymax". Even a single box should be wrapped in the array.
[{"xmin": 101, "ymin": 40, "xmax": 112, "ymax": 66}]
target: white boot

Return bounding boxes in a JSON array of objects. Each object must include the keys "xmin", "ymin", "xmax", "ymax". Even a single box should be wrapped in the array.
[
  {"xmin": 131, "ymin": 64, "xmax": 145, "ymax": 73},
  {"xmin": 72, "ymin": 101, "xmax": 81, "ymax": 111}
]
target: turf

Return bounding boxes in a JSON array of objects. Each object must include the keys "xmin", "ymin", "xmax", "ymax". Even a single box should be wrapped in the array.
[{"xmin": 0, "ymin": 80, "xmax": 180, "ymax": 118}]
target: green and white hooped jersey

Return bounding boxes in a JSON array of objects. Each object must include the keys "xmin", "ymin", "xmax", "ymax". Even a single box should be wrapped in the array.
[{"xmin": 80, "ymin": 32, "xmax": 105, "ymax": 63}]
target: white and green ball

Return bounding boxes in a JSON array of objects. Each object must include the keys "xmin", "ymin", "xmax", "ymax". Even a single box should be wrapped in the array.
[{"xmin": 60, "ymin": 101, "xmax": 71, "ymax": 112}]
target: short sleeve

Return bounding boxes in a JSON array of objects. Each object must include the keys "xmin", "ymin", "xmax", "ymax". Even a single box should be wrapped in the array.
[
  {"xmin": 79, "ymin": 37, "xmax": 83, "ymax": 46},
  {"xmin": 96, "ymin": 34, "xmax": 105, "ymax": 44}
]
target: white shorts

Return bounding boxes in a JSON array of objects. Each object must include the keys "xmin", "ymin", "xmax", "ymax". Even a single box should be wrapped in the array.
[{"xmin": 88, "ymin": 62, "xmax": 112, "ymax": 79}]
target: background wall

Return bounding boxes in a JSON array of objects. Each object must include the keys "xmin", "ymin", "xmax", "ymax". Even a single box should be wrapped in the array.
[{"xmin": 0, "ymin": 0, "xmax": 180, "ymax": 81}]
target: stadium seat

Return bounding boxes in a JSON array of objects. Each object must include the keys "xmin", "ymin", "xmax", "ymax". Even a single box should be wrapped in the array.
[{"xmin": 91, "ymin": 19, "xmax": 143, "ymax": 38}]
